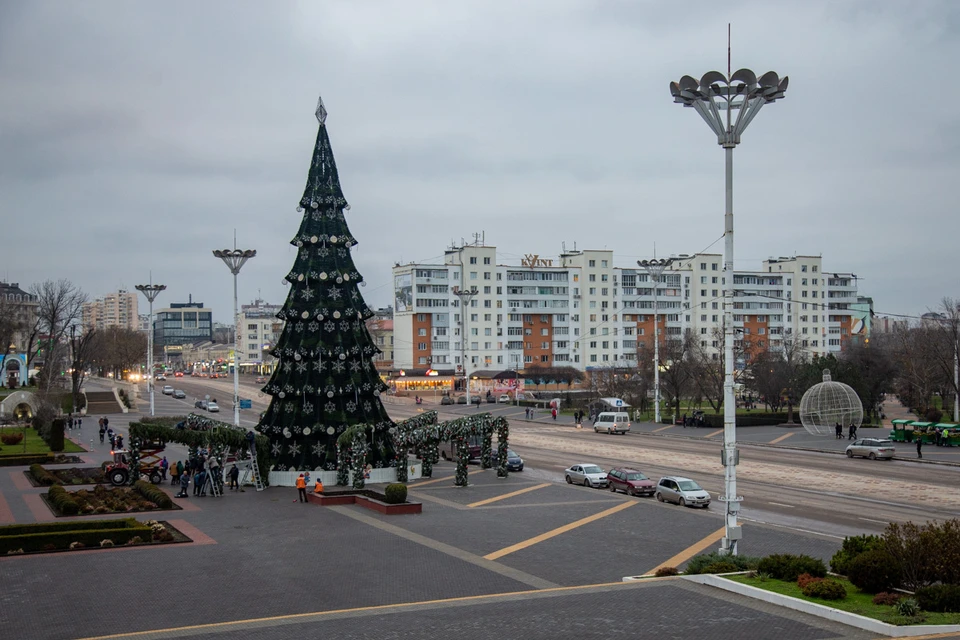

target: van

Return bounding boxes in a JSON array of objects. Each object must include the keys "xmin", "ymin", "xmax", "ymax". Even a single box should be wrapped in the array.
[{"xmin": 594, "ymin": 412, "xmax": 631, "ymax": 435}]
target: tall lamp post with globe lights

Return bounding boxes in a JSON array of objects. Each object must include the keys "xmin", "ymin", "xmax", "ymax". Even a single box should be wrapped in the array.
[
  {"xmin": 135, "ymin": 279, "xmax": 166, "ymax": 417},
  {"xmin": 213, "ymin": 246, "xmax": 256, "ymax": 427},
  {"xmin": 452, "ymin": 286, "xmax": 478, "ymax": 403},
  {"xmin": 638, "ymin": 257, "xmax": 675, "ymax": 425},
  {"xmin": 669, "ymin": 56, "xmax": 788, "ymax": 555}
]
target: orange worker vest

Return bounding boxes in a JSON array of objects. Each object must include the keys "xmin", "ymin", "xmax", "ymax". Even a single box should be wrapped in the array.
[
  {"xmin": 314, "ymin": 480, "xmax": 324, "ymax": 493},
  {"xmin": 295, "ymin": 477, "xmax": 306, "ymax": 489}
]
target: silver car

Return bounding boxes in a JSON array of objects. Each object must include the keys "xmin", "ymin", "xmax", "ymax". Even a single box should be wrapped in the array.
[
  {"xmin": 207, "ymin": 401, "xmax": 220, "ymax": 413},
  {"xmin": 845, "ymin": 438, "xmax": 895, "ymax": 460},
  {"xmin": 564, "ymin": 463, "xmax": 608, "ymax": 488},
  {"xmin": 656, "ymin": 476, "xmax": 711, "ymax": 508}
]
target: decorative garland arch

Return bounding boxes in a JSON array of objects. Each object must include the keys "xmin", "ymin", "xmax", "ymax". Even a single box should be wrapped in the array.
[
  {"xmin": 397, "ymin": 413, "xmax": 510, "ymax": 487},
  {"xmin": 336, "ymin": 424, "xmax": 370, "ymax": 489}
]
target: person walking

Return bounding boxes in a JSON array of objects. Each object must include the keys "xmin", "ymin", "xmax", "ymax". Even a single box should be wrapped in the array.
[
  {"xmin": 176, "ymin": 471, "xmax": 190, "ymax": 498},
  {"xmin": 159, "ymin": 456, "xmax": 168, "ymax": 481},
  {"xmin": 115, "ymin": 434, "xmax": 124, "ymax": 450},
  {"xmin": 847, "ymin": 423, "xmax": 855, "ymax": 440},
  {"xmin": 176, "ymin": 459, "xmax": 184, "ymax": 483},
  {"xmin": 916, "ymin": 434, "xmax": 923, "ymax": 459},
  {"xmin": 835, "ymin": 422, "xmax": 842, "ymax": 439},
  {"xmin": 98, "ymin": 424, "xmax": 105, "ymax": 444},
  {"xmin": 77, "ymin": 417, "xmax": 82, "ymax": 430},
  {"xmin": 228, "ymin": 464, "xmax": 240, "ymax": 491},
  {"xmin": 295, "ymin": 473, "xmax": 307, "ymax": 503},
  {"xmin": 551, "ymin": 407, "xmax": 558, "ymax": 421},
  {"xmin": 169, "ymin": 460, "xmax": 180, "ymax": 486}
]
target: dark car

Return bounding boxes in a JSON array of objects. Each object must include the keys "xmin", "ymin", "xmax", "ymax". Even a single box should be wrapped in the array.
[
  {"xmin": 471, "ymin": 396, "xmax": 481, "ymax": 405},
  {"xmin": 456, "ymin": 396, "xmax": 467, "ymax": 404},
  {"xmin": 486, "ymin": 394, "xmax": 496, "ymax": 403},
  {"xmin": 440, "ymin": 396, "xmax": 454, "ymax": 406},
  {"xmin": 607, "ymin": 467, "xmax": 656, "ymax": 497},
  {"xmin": 491, "ymin": 449, "xmax": 524, "ymax": 471},
  {"xmin": 195, "ymin": 400, "xmax": 208, "ymax": 410}
]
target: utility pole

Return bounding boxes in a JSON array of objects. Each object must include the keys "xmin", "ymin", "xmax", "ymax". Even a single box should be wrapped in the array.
[
  {"xmin": 452, "ymin": 286, "xmax": 478, "ymax": 403},
  {"xmin": 639, "ymin": 257, "xmax": 675, "ymax": 424}
]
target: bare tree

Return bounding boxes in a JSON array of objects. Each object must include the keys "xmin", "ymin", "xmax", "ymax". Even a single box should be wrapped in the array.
[
  {"xmin": 691, "ymin": 326, "xmax": 750, "ymax": 414},
  {"xmin": 656, "ymin": 331, "xmax": 696, "ymax": 421},
  {"xmin": 24, "ymin": 280, "xmax": 86, "ymax": 390},
  {"xmin": 890, "ymin": 323, "xmax": 941, "ymax": 416},
  {"xmin": 68, "ymin": 326, "xmax": 97, "ymax": 410},
  {"xmin": 90, "ymin": 327, "xmax": 146, "ymax": 380},
  {"xmin": 929, "ymin": 298, "xmax": 960, "ymax": 418}
]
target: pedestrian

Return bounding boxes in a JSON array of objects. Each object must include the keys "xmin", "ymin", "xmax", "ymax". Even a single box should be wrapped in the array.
[
  {"xmin": 850, "ymin": 423, "xmax": 858, "ymax": 439},
  {"xmin": 682, "ymin": 413, "xmax": 687, "ymax": 428},
  {"xmin": 170, "ymin": 460, "xmax": 180, "ymax": 486},
  {"xmin": 835, "ymin": 422, "xmax": 842, "ymax": 439},
  {"xmin": 159, "ymin": 456, "xmax": 168, "ymax": 481},
  {"xmin": 916, "ymin": 435, "xmax": 923, "ymax": 459},
  {"xmin": 228, "ymin": 464, "xmax": 240, "ymax": 491},
  {"xmin": 935, "ymin": 428, "xmax": 943, "ymax": 447},
  {"xmin": 847, "ymin": 424, "xmax": 855, "ymax": 440},
  {"xmin": 103, "ymin": 416, "xmax": 109, "ymax": 430},
  {"xmin": 551, "ymin": 407, "xmax": 558, "ymax": 420},
  {"xmin": 77, "ymin": 417, "xmax": 82, "ymax": 430},
  {"xmin": 99, "ymin": 425, "xmax": 105, "ymax": 444},
  {"xmin": 176, "ymin": 460, "xmax": 184, "ymax": 483},
  {"xmin": 115, "ymin": 434, "xmax": 124, "ymax": 450},
  {"xmin": 296, "ymin": 473, "xmax": 307, "ymax": 503},
  {"xmin": 176, "ymin": 471, "xmax": 190, "ymax": 498},
  {"xmin": 304, "ymin": 471, "xmax": 311, "ymax": 488},
  {"xmin": 195, "ymin": 469, "xmax": 207, "ymax": 496}
]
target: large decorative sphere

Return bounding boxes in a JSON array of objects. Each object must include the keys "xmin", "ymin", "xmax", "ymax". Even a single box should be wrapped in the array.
[{"xmin": 799, "ymin": 369, "xmax": 863, "ymax": 436}]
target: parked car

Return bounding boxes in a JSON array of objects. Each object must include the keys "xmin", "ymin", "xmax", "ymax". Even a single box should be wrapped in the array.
[
  {"xmin": 173, "ymin": 389, "xmax": 186, "ymax": 399},
  {"xmin": 195, "ymin": 400, "xmax": 208, "ymax": 410},
  {"xmin": 656, "ymin": 476, "xmax": 711, "ymax": 508},
  {"xmin": 491, "ymin": 449, "xmax": 524, "ymax": 471},
  {"xmin": 846, "ymin": 438, "xmax": 895, "ymax": 460},
  {"xmin": 440, "ymin": 396, "xmax": 454, "ymax": 406},
  {"xmin": 161, "ymin": 385, "xmax": 174, "ymax": 395},
  {"xmin": 564, "ymin": 463, "xmax": 608, "ymax": 487},
  {"xmin": 471, "ymin": 396, "xmax": 481, "ymax": 405},
  {"xmin": 607, "ymin": 467, "xmax": 656, "ymax": 497},
  {"xmin": 207, "ymin": 401, "xmax": 220, "ymax": 413},
  {"xmin": 594, "ymin": 412, "xmax": 631, "ymax": 435},
  {"xmin": 485, "ymin": 394, "xmax": 496, "ymax": 403},
  {"xmin": 499, "ymin": 394, "xmax": 511, "ymax": 403}
]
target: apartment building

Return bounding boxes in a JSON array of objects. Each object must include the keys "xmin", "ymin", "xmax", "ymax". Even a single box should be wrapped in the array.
[
  {"xmin": 82, "ymin": 290, "xmax": 139, "ymax": 331},
  {"xmin": 391, "ymin": 241, "xmax": 864, "ymax": 379},
  {"xmin": 237, "ymin": 299, "xmax": 282, "ymax": 373},
  {"xmin": 366, "ymin": 308, "xmax": 394, "ymax": 371}
]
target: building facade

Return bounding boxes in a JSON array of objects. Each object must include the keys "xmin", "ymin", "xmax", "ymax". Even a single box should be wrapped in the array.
[
  {"xmin": 236, "ymin": 299, "xmax": 283, "ymax": 374},
  {"xmin": 391, "ymin": 242, "xmax": 864, "ymax": 377},
  {"xmin": 365, "ymin": 307, "xmax": 394, "ymax": 372},
  {"xmin": 82, "ymin": 290, "xmax": 139, "ymax": 332},
  {"xmin": 153, "ymin": 299, "xmax": 213, "ymax": 347},
  {"xmin": 0, "ymin": 281, "xmax": 39, "ymax": 387}
]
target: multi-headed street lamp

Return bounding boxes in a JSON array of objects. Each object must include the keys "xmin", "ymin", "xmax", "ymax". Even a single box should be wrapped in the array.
[
  {"xmin": 452, "ymin": 286, "xmax": 479, "ymax": 403},
  {"xmin": 135, "ymin": 279, "xmax": 167, "ymax": 417},
  {"xmin": 638, "ymin": 257, "xmax": 675, "ymax": 425},
  {"xmin": 213, "ymin": 247, "xmax": 256, "ymax": 427},
  {"xmin": 670, "ymin": 64, "xmax": 788, "ymax": 555}
]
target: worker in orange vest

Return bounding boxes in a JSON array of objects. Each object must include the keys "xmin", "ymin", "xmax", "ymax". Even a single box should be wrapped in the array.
[
  {"xmin": 314, "ymin": 478, "xmax": 324, "ymax": 494},
  {"xmin": 295, "ymin": 473, "xmax": 307, "ymax": 503}
]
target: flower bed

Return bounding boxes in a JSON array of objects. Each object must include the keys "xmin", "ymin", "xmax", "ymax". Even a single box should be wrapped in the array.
[
  {"xmin": 1, "ymin": 518, "xmax": 190, "ymax": 555},
  {"xmin": 27, "ymin": 464, "xmax": 104, "ymax": 487},
  {"xmin": 44, "ymin": 481, "xmax": 179, "ymax": 517},
  {"xmin": 0, "ymin": 453, "xmax": 84, "ymax": 467}
]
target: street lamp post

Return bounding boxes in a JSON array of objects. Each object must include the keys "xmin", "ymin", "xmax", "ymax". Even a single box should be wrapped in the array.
[
  {"xmin": 638, "ymin": 258, "xmax": 675, "ymax": 425},
  {"xmin": 670, "ymin": 57, "xmax": 788, "ymax": 556},
  {"xmin": 213, "ymin": 247, "xmax": 257, "ymax": 427},
  {"xmin": 135, "ymin": 279, "xmax": 167, "ymax": 417},
  {"xmin": 452, "ymin": 287, "xmax": 478, "ymax": 403}
]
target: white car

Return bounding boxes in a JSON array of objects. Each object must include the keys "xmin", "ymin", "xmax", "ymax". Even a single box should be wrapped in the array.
[
  {"xmin": 161, "ymin": 385, "xmax": 174, "ymax": 395},
  {"xmin": 207, "ymin": 401, "xmax": 220, "ymax": 413},
  {"xmin": 846, "ymin": 438, "xmax": 895, "ymax": 460},
  {"xmin": 499, "ymin": 394, "xmax": 511, "ymax": 403},
  {"xmin": 564, "ymin": 463, "xmax": 608, "ymax": 488},
  {"xmin": 656, "ymin": 476, "xmax": 711, "ymax": 508}
]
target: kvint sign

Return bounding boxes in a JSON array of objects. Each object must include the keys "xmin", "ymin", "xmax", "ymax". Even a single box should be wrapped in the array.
[{"xmin": 521, "ymin": 254, "xmax": 553, "ymax": 268}]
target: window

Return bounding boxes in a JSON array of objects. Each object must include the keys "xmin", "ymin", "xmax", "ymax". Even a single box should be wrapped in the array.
[
  {"xmin": 601, "ymin": 260, "xmax": 608, "ymax": 267},
  {"xmin": 712, "ymin": 263, "xmax": 718, "ymax": 271},
  {"xmin": 589, "ymin": 274, "xmax": 596, "ymax": 282},
  {"xmin": 247, "ymin": 323, "xmax": 257, "ymax": 330},
  {"xmin": 484, "ymin": 272, "xmax": 491, "ymax": 280},
  {"xmin": 418, "ymin": 342, "xmax": 427, "ymax": 350},
  {"xmin": 470, "ymin": 272, "xmax": 477, "ymax": 280},
  {"xmin": 589, "ymin": 260, "xmax": 596, "ymax": 267},
  {"xmin": 541, "ymin": 342, "xmax": 549, "ymax": 349},
  {"xmin": 801, "ymin": 265, "xmax": 808, "ymax": 272},
  {"xmin": 418, "ymin": 328, "xmax": 426, "ymax": 336},
  {"xmin": 417, "ymin": 314, "xmax": 426, "ymax": 322},
  {"xmin": 812, "ymin": 265, "xmax": 818, "ymax": 272},
  {"xmin": 589, "ymin": 287, "xmax": 596, "ymax": 295},
  {"xmin": 469, "ymin": 256, "xmax": 477, "ymax": 264},
  {"xmin": 483, "ymin": 257, "xmax": 491, "ymax": 265},
  {"xmin": 700, "ymin": 263, "xmax": 707, "ymax": 270},
  {"xmin": 484, "ymin": 286, "xmax": 491, "ymax": 294},
  {"xmin": 601, "ymin": 274, "xmax": 608, "ymax": 282},
  {"xmin": 541, "ymin": 328, "xmax": 549, "ymax": 336},
  {"xmin": 484, "ymin": 328, "xmax": 491, "ymax": 336}
]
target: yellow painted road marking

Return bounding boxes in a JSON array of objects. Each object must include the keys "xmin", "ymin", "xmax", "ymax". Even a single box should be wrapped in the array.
[
  {"xmin": 644, "ymin": 526, "xmax": 726, "ymax": 576},
  {"xmin": 484, "ymin": 501, "xmax": 635, "ymax": 561},
  {"xmin": 468, "ymin": 483, "xmax": 550, "ymax": 508},
  {"xmin": 652, "ymin": 425, "xmax": 674, "ymax": 433},
  {"xmin": 411, "ymin": 469, "xmax": 486, "ymax": 488},
  {"xmin": 75, "ymin": 580, "xmax": 641, "ymax": 640},
  {"xmin": 704, "ymin": 429, "xmax": 724, "ymax": 438},
  {"xmin": 769, "ymin": 432, "xmax": 796, "ymax": 445}
]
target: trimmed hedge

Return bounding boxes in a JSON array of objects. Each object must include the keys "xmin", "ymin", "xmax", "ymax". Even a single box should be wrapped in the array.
[
  {"xmin": 133, "ymin": 480, "xmax": 173, "ymax": 509},
  {"xmin": 700, "ymin": 413, "xmax": 792, "ymax": 427},
  {"xmin": 48, "ymin": 418, "xmax": 65, "ymax": 452},
  {"xmin": 47, "ymin": 485, "xmax": 79, "ymax": 515},
  {"xmin": 0, "ymin": 454, "xmax": 58, "ymax": 467},
  {"xmin": 0, "ymin": 518, "xmax": 150, "ymax": 554},
  {"xmin": 916, "ymin": 584, "xmax": 960, "ymax": 613},
  {"xmin": 383, "ymin": 483, "xmax": 408, "ymax": 505},
  {"xmin": 29, "ymin": 464, "xmax": 59, "ymax": 486},
  {"xmin": 756, "ymin": 554, "xmax": 827, "ymax": 581}
]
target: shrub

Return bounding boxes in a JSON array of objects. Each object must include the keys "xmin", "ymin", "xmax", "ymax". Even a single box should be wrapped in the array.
[
  {"xmin": 702, "ymin": 561, "xmax": 739, "ymax": 574},
  {"xmin": 801, "ymin": 578, "xmax": 847, "ymax": 600},
  {"xmin": 1, "ymin": 431, "xmax": 24, "ymax": 446},
  {"xmin": 29, "ymin": 464, "xmax": 58, "ymax": 486},
  {"xmin": 830, "ymin": 534, "xmax": 882, "ymax": 576},
  {"xmin": 69, "ymin": 542, "xmax": 85, "ymax": 550},
  {"xmin": 757, "ymin": 554, "xmax": 827, "ymax": 582},
  {"xmin": 654, "ymin": 567, "xmax": 679, "ymax": 577},
  {"xmin": 685, "ymin": 552, "xmax": 760, "ymax": 575},
  {"xmin": 847, "ymin": 548, "xmax": 902, "ymax": 594},
  {"xmin": 872, "ymin": 592, "xmax": 902, "ymax": 606},
  {"xmin": 47, "ymin": 485, "xmax": 80, "ymax": 515},
  {"xmin": 133, "ymin": 480, "xmax": 173, "ymax": 509},
  {"xmin": 797, "ymin": 573, "xmax": 820, "ymax": 590},
  {"xmin": 48, "ymin": 418, "xmax": 65, "ymax": 452},
  {"xmin": 896, "ymin": 597, "xmax": 920, "ymax": 617},
  {"xmin": 383, "ymin": 483, "xmax": 408, "ymax": 505},
  {"xmin": 100, "ymin": 539, "xmax": 114, "ymax": 548},
  {"xmin": 7, "ymin": 548, "xmax": 24, "ymax": 555},
  {"xmin": 916, "ymin": 584, "xmax": 960, "ymax": 613},
  {"xmin": 126, "ymin": 536, "xmax": 143, "ymax": 546}
]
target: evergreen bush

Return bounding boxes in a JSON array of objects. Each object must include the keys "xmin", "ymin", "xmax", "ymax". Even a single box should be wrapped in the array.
[
  {"xmin": 916, "ymin": 584, "xmax": 960, "ymax": 613},
  {"xmin": 847, "ymin": 548, "xmax": 902, "ymax": 593},
  {"xmin": 383, "ymin": 483, "xmax": 408, "ymax": 504},
  {"xmin": 702, "ymin": 561, "xmax": 739, "ymax": 574},
  {"xmin": 800, "ymin": 578, "xmax": 847, "ymax": 600},
  {"xmin": 756, "ymin": 554, "xmax": 826, "ymax": 581},
  {"xmin": 830, "ymin": 534, "xmax": 882, "ymax": 575},
  {"xmin": 48, "ymin": 419, "xmax": 65, "ymax": 452},
  {"xmin": 685, "ymin": 552, "xmax": 759, "ymax": 575}
]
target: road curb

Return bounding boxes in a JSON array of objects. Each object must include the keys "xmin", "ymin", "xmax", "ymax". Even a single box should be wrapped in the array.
[{"xmin": 683, "ymin": 573, "xmax": 960, "ymax": 638}]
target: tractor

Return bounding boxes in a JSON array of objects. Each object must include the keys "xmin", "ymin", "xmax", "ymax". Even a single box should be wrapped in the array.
[{"xmin": 103, "ymin": 441, "xmax": 166, "ymax": 486}]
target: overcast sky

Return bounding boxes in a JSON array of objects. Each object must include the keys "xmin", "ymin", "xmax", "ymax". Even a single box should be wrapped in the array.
[{"xmin": 2, "ymin": 1, "xmax": 957, "ymax": 324}]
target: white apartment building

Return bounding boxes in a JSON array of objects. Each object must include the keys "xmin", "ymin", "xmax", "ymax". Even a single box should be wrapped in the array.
[
  {"xmin": 82, "ymin": 290, "xmax": 139, "ymax": 331},
  {"xmin": 237, "ymin": 299, "xmax": 282, "ymax": 373},
  {"xmin": 391, "ymin": 241, "xmax": 864, "ymax": 377}
]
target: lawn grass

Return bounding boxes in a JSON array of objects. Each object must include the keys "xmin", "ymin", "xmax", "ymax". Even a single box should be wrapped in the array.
[
  {"xmin": 0, "ymin": 426, "xmax": 84, "ymax": 456},
  {"xmin": 727, "ymin": 574, "xmax": 960, "ymax": 626}
]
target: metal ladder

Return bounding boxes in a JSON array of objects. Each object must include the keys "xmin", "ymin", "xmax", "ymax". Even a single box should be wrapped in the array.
[
  {"xmin": 204, "ymin": 466, "xmax": 222, "ymax": 497},
  {"xmin": 237, "ymin": 441, "xmax": 265, "ymax": 492}
]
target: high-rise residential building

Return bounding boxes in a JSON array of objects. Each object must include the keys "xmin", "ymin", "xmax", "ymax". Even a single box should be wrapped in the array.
[
  {"xmin": 390, "ymin": 240, "xmax": 865, "ymax": 389},
  {"xmin": 82, "ymin": 290, "xmax": 139, "ymax": 331},
  {"xmin": 237, "ymin": 299, "xmax": 282, "ymax": 374}
]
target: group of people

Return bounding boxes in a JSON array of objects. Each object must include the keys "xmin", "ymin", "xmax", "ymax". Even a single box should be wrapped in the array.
[
  {"xmin": 681, "ymin": 414, "xmax": 707, "ymax": 428},
  {"xmin": 170, "ymin": 449, "xmax": 242, "ymax": 498},
  {"xmin": 65, "ymin": 414, "xmax": 83, "ymax": 430},
  {"xmin": 834, "ymin": 422, "xmax": 859, "ymax": 440},
  {"xmin": 295, "ymin": 472, "xmax": 324, "ymax": 502}
]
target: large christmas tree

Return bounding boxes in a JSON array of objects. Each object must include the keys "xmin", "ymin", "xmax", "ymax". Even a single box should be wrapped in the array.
[{"xmin": 256, "ymin": 96, "xmax": 395, "ymax": 472}]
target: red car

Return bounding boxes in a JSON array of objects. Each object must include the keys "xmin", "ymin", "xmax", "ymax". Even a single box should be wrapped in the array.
[{"xmin": 607, "ymin": 467, "xmax": 656, "ymax": 497}]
